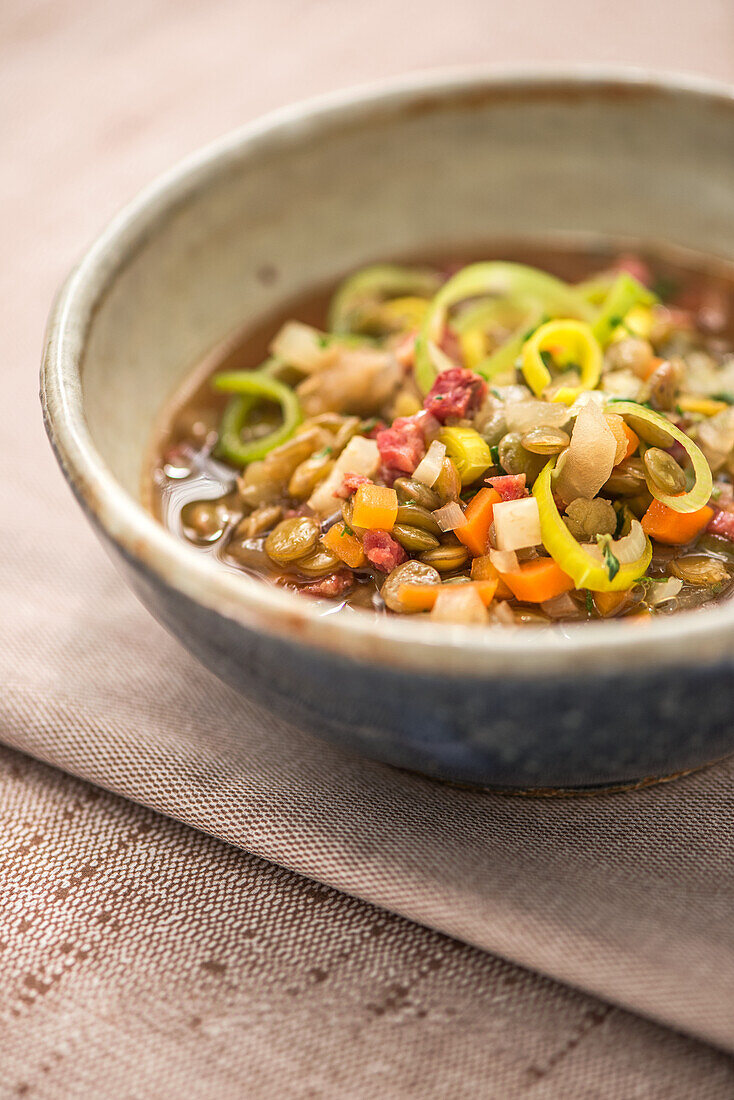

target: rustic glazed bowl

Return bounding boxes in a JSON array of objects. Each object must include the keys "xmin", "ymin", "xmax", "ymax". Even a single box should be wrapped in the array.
[{"xmin": 42, "ymin": 68, "xmax": 734, "ymax": 789}]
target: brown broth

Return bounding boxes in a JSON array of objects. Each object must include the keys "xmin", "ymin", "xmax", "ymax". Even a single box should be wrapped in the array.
[{"xmin": 145, "ymin": 240, "xmax": 734, "ymax": 623}]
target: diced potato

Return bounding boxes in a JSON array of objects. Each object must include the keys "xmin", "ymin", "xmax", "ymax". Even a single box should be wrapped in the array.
[
  {"xmin": 493, "ymin": 497, "xmax": 542, "ymax": 552},
  {"xmin": 430, "ymin": 586, "xmax": 489, "ymax": 624},
  {"xmin": 307, "ymin": 436, "xmax": 380, "ymax": 515}
]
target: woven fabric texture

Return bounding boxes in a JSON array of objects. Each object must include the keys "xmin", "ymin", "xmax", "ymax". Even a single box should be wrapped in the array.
[{"xmin": 3, "ymin": 746, "xmax": 734, "ymax": 1100}]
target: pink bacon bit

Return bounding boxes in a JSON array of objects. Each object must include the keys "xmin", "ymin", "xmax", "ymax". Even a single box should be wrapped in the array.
[
  {"xmin": 376, "ymin": 416, "xmax": 426, "ymax": 481},
  {"xmin": 423, "ymin": 367, "xmax": 487, "ymax": 424},
  {"xmin": 362, "ymin": 529, "xmax": 407, "ymax": 573},
  {"xmin": 301, "ymin": 571, "xmax": 354, "ymax": 598},
  {"xmin": 364, "ymin": 419, "xmax": 387, "ymax": 440},
  {"xmin": 336, "ymin": 472, "xmax": 372, "ymax": 499},
  {"xmin": 707, "ymin": 509, "xmax": 734, "ymax": 542},
  {"xmin": 614, "ymin": 253, "xmax": 652, "ymax": 287},
  {"xmin": 486, "ymin": 473, "xmax": 527, "ymax": 501}
]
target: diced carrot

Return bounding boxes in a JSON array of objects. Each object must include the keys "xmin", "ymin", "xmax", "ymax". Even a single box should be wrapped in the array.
[
  {"xmin": 640, "ymin": 499, "xmax": 714, "ymax": 545},
  {"xmin": 500, "ymin": 558, "xmax": 575, "ymax": 603},
  {"xmin": 351, "ymin": 484, "xmax": 398, "ymax": 531},
  {"xmin": 593, "ymin": 590, "xmax": 630, "ymax": 618},
  {"xmin": 455, "ymin": 487, "xmax": 501, "ymax": 556},
  {"xmin": 620, "ymin": 421, "xmax": 639, "ymax": 460},
  {"xmin": 322, "ymin": 523, "xmax": 366, "ymax": 568},
  {"xmin": 396, "ymin": 579, "xmax": 498, "ymax": 613},
  {"xmin": 470, "ymin": 554, "xmax": 513, "ymax": 599}
]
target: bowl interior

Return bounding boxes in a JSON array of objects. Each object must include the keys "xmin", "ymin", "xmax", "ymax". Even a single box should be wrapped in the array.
[
  {"xmin": 81, "ymin": 76, "xmax": 734, "ymax": 498},
  {"xmin": 45, "ymin": 71, "xmax": 734, "ymax": 679}
]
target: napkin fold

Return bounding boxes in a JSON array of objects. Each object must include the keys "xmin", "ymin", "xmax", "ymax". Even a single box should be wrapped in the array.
[
  {"xmin": 3, "ymin": 422, "xmax": 734, "ymax": 1052},
  {"xmin": 4, "ymin": 745, "xmax": 733, "ymax": 1099}
]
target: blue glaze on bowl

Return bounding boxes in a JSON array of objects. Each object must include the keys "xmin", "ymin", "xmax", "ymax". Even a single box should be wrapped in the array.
[{"xmin": 99, "ymin": 523, "xmax": 733, "ymax": 789}]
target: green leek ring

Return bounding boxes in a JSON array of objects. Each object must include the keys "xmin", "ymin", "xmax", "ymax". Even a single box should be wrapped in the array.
[
  {"xmin": 213, "ymin": 369, "xmax": 303, "ymax": 466},
  {"xmin": 534, "ymin": 461, "xmax": 652, "ymax": 592},
  {"xmin": 414, "ymin": 262, "xmax": 595, "ymax": 394}
]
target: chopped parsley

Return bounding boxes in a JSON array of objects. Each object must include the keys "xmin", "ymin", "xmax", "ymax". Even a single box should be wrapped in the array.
[
  {"xmin": 712, "ymin": 392, "xmax": 734, "ymax": 405},
  {"xmin": 312, "ymin": 446, "xmax": 333, "ymax": 459},
  {"xmin": 597, "ymin": 535, "xmax": 620, "ymax": 582},
  {"xmin": 585, "ymin": 590, "xmax": 594, "ymax": 614},
  {"xmin": 489, "ymin": 444, "xmax": 500, "ymax": 467},
  {"xmin": 341, "ymin": 522, "xmax": 354, "ymax": 538},
  {"xmin": 651, "ymin": 274, "xmax": 678, "ymax": 301}
]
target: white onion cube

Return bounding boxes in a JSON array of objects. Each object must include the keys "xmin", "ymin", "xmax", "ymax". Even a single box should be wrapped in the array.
[{"xmin": 492, "ymin": 497, "xmax": 542, "ymax": 552}]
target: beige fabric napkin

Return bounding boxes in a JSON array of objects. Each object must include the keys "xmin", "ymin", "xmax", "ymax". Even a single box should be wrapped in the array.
[{"xmin": 3, "ymin": 745, "xmax": 734, "ymax": 1100}]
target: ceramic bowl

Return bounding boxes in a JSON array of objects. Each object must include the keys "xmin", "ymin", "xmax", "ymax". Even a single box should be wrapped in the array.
[{"xmin": 41, "ymin": 68, "xmax": 734, "ymax": 789}]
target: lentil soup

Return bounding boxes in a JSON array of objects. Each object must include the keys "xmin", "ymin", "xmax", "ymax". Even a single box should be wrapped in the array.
[{"xmin": 145, "ymin": 243, "xmax": 734, "ymax": 626}]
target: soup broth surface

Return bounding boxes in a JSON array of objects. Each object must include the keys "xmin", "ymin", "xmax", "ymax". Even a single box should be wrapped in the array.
[{"xmin": 146, "ymin": 241, "xmax": 734, "ymax": 625}]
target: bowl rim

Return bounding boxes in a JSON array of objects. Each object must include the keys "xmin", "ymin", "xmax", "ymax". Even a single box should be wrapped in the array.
[{"xmin": 41, "ymin": 63, "xmax": 734, "ymax": 680}]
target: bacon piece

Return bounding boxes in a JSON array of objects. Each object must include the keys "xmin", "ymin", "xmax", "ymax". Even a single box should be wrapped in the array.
[
  {"xmin": 362, "ymin": 529, "xmax": 407, "ymax": 573},
  {"xmin": 707, "ymin": 508, "xmax": 734, "ymax": 541},
  {"xmin": 423, "ymin": 367, "xmax": 487, "ymax": 423},
  {"xmin": 614, "ymin": 253, "xmax": 652, "ymax": 287},
  {"xmin": 486, "ymin": 473, "xmax": 527, "ymax": 501},
  {"xmin": 300, "ymin": 571, "xmax": 354, "ymax": 598},
  {"xmin": 376, "ymin": 416, "xmax": 426, "ymax": 479},
  {"xmin": 336, "ymin": 472, "xmax": 372, "ymax": 499}
]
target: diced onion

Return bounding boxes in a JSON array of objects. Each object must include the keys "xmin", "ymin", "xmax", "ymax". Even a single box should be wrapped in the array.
[
  {"xmin": 432, "ymin": 501, "xmax": 466, "ymax": 532},
  {"xmin": 270, "ymin": 321, "xmax": 337, "ymax": 373},
  {"xmin": 307, "ymin": 436, "xmax": 380, "ymax": 515},
  {"xmin": 540, "ymin": 592, "xmax": 578, "ymax": 619},
  {"xmin": 567, "ymin": 390, "xmax": 607, "ymax": 416},
  {"xmin": 503, "ymin": 399, "xmax": 571, "ymax": 434},
  {"xmin": 491, "ymin": 601, "xmax": 516, "ymax": 624},
  {"xmin": 697, "ymin": 407, "xmax": 734, "ymax": 473},
  {"xmin": 647, "ymin": 577, "xmax": 683, "ymax": 606},
  {"xmin": 493, "ymin": 497, "xmax": 542, "ymax": 552},
  {"xmin": 413, "ymin": 439, "xmax": 446, "ymax": 487},
  {"xmin": 489, "ymin": 548, "xmax": 521, "ymax": 574},
  {"xmin": 611, "ymin": 520, "xmax": 647, "ymax": 565},
  {"xmin": 586, "ymin": 519, "xmax": 647, "ymax": 566}
]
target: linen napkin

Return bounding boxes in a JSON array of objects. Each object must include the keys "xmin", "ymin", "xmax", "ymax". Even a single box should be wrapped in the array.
[{"xmin": 4, "ymin": 745, "xmax": 733, "ymax": 1099}]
